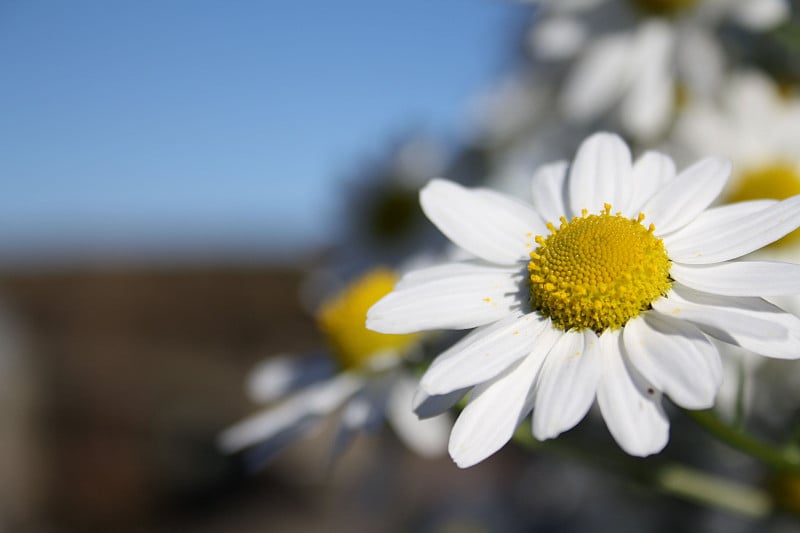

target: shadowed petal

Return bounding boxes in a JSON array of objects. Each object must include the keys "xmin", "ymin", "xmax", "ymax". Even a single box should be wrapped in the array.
[
  {"xmin": 533, "ymin": 329, "xmax": 601, "ymax": 440},
  {"xmin": 623, "ymin": 312, "xmax": 721, "ymax": 410},
  {"xmin": 670, "ymin": 261, "xmax": 800, "ymax": 296},
  {"xmin": 420, "ymin": 312, "xmax": 552, "ymax": 395},
  {"xmin": 597, "ymin": 330, "xmax": 669, "ymax": 456},
  {"xmin": 653, "ymin": 285, "xmax": 800, "ymax": 360}
]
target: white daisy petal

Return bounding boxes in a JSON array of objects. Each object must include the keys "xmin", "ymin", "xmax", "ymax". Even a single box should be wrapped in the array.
[
  {"xmin": 568, "ymin": 132, "xmax": 633, "ymax": 215},
  {"xmin": 533, "ymin": 329, "xmax": 601, "ymax": 440},
  {"xmin": 218, "ymin": 373, "xmax": 362, "ymax": 453},
  {"xmin": 387, "ymin": 375, "xmax": 451, "ymax": 458},
  {"xmin": 670, "ymin": 261, "xmax": 800, "ymax": 296},
  {"xmin": 392, "ymin": 260, "xmax": 508, "ymax": 289},
  {"xmin": 665, "ymin": 200, "xmax": 776, "ymax": 240},
  {"xmin": 642, "ymin": 157, "xmax": 732, "ymax": 236},
  {"xmin": 596, "ymin": 330, "xmax": 669, "ymax": 457},
  {"xmin": 475, "ymin": 188, "xmax": 548, "ymax": 234},
  {"xmin": 420, "ymin": 179, "xmax": 544, "ymax": 264},
  {"xmin": 367, "ymin": 262, "xmax": 526, "ymax": 333},
  {"xmin": 413, "ymin": 387, "xmax": 468, "ymax": 419},
  {"xmin": 662, "ymin": 200, "xmax": 775, "ymax": 257},
  {"xmin": 653, "ymin": 285, "xmax": 800, "ymax": 360},
  {"xmin": 420, "ymin": 312, "xmax": 553, "ymax": 395},
  {"xmin": 531, "ymin": 160, "xmax": 570, "ymax": 223},
  {"xmin": 449, "ymin": 349, "xmax": 548, "ymax": 468},
  {"xmin": 665, "ymin": 194, "xmax": 800, "ymax": 264},
  {"xmin": 623, "ymin": 312, "xmax": 722, "ymax": 410},
  {"xmin": 626, "ymin": 151, "xmax": 676, "ymax": 216}
]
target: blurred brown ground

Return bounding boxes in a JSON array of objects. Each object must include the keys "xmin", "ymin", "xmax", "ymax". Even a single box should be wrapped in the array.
[{"xmin": 0, "ymin": 265, "xmax": 322, "ymax": 531}]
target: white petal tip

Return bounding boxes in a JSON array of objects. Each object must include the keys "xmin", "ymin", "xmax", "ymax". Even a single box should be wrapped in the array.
[
  {"xmin": 453, "ymin": 458, "xmax": 478, "ymax": 469},
  {"xmin": 532, "ymin": 429, "xmax": 556, "ymax": 442},
  {"xmin": 364, "ymin": 310, "xmax": 416, "ymax": 335},
  {"xmin": 588, "ymin": 131, "xmax": 624, "ymax": 143},
  {"xmin": 677, "ymin": 398, "xmax": 716, "ymax": 411},
  {"xmin": 420, "ymin": 178, "xmax": 455, "ymax": 203},
  {"xmin": 418, "ymin": 373, "xmax": 463, "ymax": 396},
  {"xmin": 449, "ymin": 449, "xmax": 487, "ymax": 469},
  {"xmin": 623, "ymin": 442, "xmax": 667, "ymax": 458}
]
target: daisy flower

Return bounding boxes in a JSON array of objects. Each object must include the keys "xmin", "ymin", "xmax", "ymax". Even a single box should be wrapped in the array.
[
  {"xmin": 367, "ymin": 132, "xmax": 800, "ymax": 467},
  {"xmin": 526, "ymin": 0, "xmax": 790, "ymax": 142},
  {"xmin": 218, "ymin": 268, "xmax": 451, "ymax": 462}
]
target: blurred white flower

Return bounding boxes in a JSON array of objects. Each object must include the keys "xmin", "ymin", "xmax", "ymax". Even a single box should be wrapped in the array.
[
  {"xmin": 675, "ymin": 70, "xmax": 800, "ymax": 242},
  {"xmin": 673, "ymin": 70, "xmax": 800, "ymax": 421},
  {"xmin": 713, "ymin": 0, "xmax": 791, "ymax": 31},
  {"xmin": 527, "ymin": 0, "xmax": 790, "ymax": 142},
  {"xmin": 219, "ymin": 269, "xmax": 451, "ymax": 463},
  {"xmin": 368, "ymin": 132, "xmax": 800, "ymax": 467}
]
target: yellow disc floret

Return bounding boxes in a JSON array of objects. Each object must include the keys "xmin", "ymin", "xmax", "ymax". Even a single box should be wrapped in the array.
[
  {"xmin": 528, "ymin": 205, "xmax": 672, "ymax": 333},
  {"xmin": 316, "ymin": 268, "xmax": 420, "ymax": 370},
  {"xmin": 725, "ymin": 162, "xmax": 800, "ymax": 250}
]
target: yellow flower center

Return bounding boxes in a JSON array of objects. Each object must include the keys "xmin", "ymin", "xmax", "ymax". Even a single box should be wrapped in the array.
[
  {"xmin": 316, "ymin": 268, "xmax": 420, "ymax": 370},
  {"xmin": 629, "ymin": 0, "xmax": 698, "ymax": 15},
  {"xmin": 528, "ymin": 205, "xmax": 672, "ymax": 333},
  {"xmin": 725, "ymin": 162, "xmax": 800, "ymax": 250}
]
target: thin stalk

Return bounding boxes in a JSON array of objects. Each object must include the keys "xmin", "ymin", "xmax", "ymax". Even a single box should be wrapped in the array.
[{"xmin": 655, "ymin": 465, "xmax": 771, "ymax": 518}]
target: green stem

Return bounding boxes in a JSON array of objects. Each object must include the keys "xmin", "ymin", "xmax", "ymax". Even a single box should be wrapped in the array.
[
  {"xmin": 654, "ymin": 465, "xmax": 771, "ymax": 518},
  {"xmin": 684, "ymin": 408, "xmax": 800, "ymax": 475}
]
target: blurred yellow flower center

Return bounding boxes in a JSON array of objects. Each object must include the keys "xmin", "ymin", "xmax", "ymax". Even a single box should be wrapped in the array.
[
  {"xmin": 726, "ymin": 162, "xmax": 800, "ymax": 250},
  {"xmin": 528, "ymin": 205, "xmax": 672, "ymax": 333},
  {"xmin": 673, "ymin": 82, "xmax": 689, "ymax": 111},
  {"xmin": 317, "ymin": 269, "xmax": 420, "ymax": 370},
  {"xmin": 629, "ymin": 0, "xmax": 698, "ymax": 15}
]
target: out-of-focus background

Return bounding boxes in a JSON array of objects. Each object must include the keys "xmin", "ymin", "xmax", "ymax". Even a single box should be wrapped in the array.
[
  {"xmin": 0, "ymin": 1, "xmax": 538, "ymax": 531},
  {"xmin": 4, "ymin": 1, "xmax": 800, "ymax": 531}
]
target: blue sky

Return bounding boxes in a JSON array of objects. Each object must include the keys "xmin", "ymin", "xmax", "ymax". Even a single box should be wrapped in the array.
[{"xmin": 0, "ymin": 1, "xmax": 526, "ymax": 265}]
